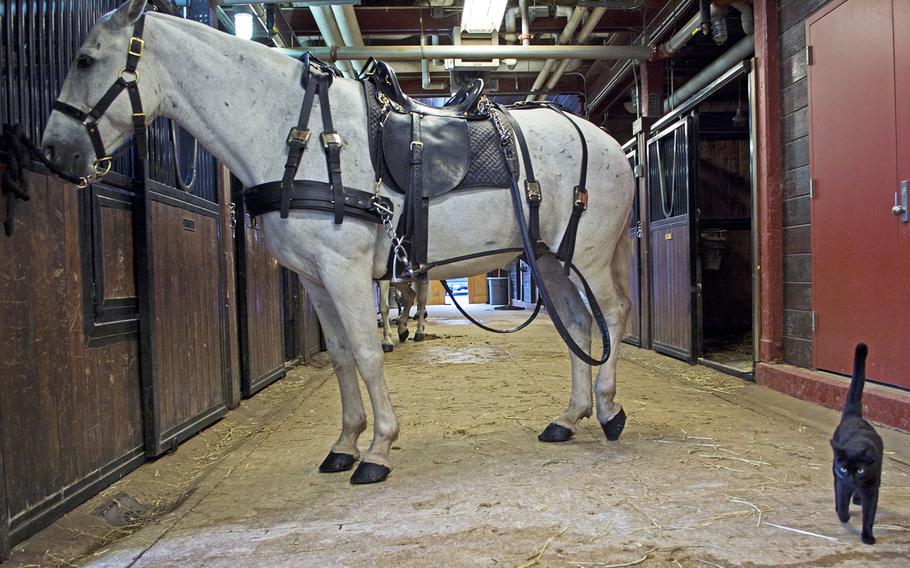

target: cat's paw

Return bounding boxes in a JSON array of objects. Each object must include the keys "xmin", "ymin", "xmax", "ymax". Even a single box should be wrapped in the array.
[
  {"xmin": 837, "ymin": 510, "xmax": 850, "ymax": 523},
  {"xmin": 861, "ymin": 533, "xmax": 876, "ymax": 545}
]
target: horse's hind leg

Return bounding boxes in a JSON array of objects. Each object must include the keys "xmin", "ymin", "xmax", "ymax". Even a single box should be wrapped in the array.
[
  {"xmin": 322, "ymin": 270, "xmax": 400, "ymax": 484},
  {"xmin": 413, "ymin": 280, "xmax": 429, "ymax": 341},
  {"xmin": 395, "ymin": 283, "xmax": 417, "ymax": 343},
  {"xmin": 378, "ymin": 281, "xmax": 394, "ymax": 352},
  {"xmin": 535, "ymin": 256, "xmax": 594, "ymax": 443},
  {"xmin": 592, "ymin": 235, "xmax": 633, "ymax": 441},
  {"xmin": 303, "ymin": 280, "xmax": 367, "ymax": 473}
]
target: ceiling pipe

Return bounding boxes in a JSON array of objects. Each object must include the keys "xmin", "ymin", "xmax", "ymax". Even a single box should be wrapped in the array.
[
  {"xmin": 536, "ymin": 7, "xmax": 608, "ymax": 101},
  {"xmin": 276, "ymin": 44, "xmax": 654, "ymax": 61},
  {"xmin": 589, "ymin": 0, "xmax": 697, "ymax": 111},
  {"xmin": 309, "ymin": 6, "xmax": 355, "ymax": 78},
  {"xmin": 420, "ymin": 34, "xmax": 447, "ymax": 90},
  {"xmin": 331, "ymin": 4, "xmax": 366, "ymax": 74},
  {"xmin": 663, "ymin": 34, "xmax": 754, "ymax": 111},
  {"xmin": 524, "ymin": 6, "xmax": 588, "ymax": 101}
]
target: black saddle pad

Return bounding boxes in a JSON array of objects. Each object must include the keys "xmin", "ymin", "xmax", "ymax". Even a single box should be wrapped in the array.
[{"xmin": 364, "ymin": 81, "xmax": 515, "ymax": 196}]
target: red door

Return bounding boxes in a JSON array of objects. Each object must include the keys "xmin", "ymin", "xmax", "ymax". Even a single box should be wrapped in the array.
[
  {"xmin": 895, "ymin": 0, "xmax": 910, "ymax": 385},
  {"xmin": 808, "ymin": 0, "xmax": 908, "ymax": 387}
]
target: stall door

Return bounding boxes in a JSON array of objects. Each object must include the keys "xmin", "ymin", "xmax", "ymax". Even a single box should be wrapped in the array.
[
  {"xmin": 625, "ymin": 146, "xmax": 643, "ymax": 346},
  {"xmin": 233, "ymin": 178, "xmax": 286, "ymax": 396},
  {"xmin": 647, "ymin": 116, "xmax": 698, "ymax": 362},
  {"xmin": 137, "ymin": 179, "xmax": 230, "ymax": 456},
  {"xmin": 808, "ymin": 0, "xmax": 909, "ymax": 387}
]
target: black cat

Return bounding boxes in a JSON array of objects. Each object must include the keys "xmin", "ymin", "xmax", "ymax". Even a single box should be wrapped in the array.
[{"xmin": 830, "ymin": 343, "xmax": 884, "ymax": 545}]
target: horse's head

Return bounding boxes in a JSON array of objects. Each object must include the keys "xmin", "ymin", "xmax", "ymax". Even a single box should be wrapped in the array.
[{"xmin": 42, "ymin": 0, "xmax": 165, "ymax": 180}]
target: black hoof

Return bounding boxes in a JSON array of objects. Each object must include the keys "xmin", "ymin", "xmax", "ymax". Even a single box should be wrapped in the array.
[
  {"xmin": 414, "ymin": 332, "xmax": 425, "ymax": 342},
  {"xmin": 319, "ymin": 452, "xmax": 357, "ymax": 473},
  {"xmin": 398, "ymin": 329, "xmax": 410, "ymax": 343},
  {"xmin": 862, "ymin": 534, "xmax": 876, "ymax": 545},
  {"xmin": 838, "ymin": 511, "xmax": 850, "ymax": 523},
  {"xmin": 600, "ymin": 408, "xmax": 626, "ymax": 441},
  {"xmin": 382, "ymin": 343, "xmax": 393, "ymax": 353},
  {"xmin": 377, "ymin": 320, "xmax": 383, "ymax": 328},
  {"xmin": 538, "ymin": 422, "xmax": 574, "ymax": 443},
  {"xmin": 350, "ymin": 461, "xmax": 390, "ymax": 484}
]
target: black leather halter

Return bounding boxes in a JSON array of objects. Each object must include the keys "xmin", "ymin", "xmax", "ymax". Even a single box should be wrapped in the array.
[{"xmin": 51, "ymin": 15, "xmax": 148, "ymax": 186}]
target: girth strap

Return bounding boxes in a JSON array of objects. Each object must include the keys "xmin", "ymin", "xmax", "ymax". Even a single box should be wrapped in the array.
[
  {"xmin": 499, "ymin": 110, "xmax": 542, "ymax": 247},
  {"xmin": 551, "ymin": 106, "xmax": 589, "ymax": 275},
  {"xmin": 403, "ymin": 112, "xmax": 429, "ymax": 278}
]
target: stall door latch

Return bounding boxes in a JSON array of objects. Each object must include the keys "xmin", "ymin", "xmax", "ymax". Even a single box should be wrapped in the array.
[{"xmin": 893, "ymin": 180, "xmax": 909, "ymax": 223}]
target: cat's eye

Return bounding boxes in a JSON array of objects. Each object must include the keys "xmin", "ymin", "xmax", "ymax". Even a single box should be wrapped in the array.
[
  {"xmin": 839, "ymin": 466, "xmax": 848, "ymax": 473},
  {"xmin": 76, "ymin": 55, "xmax": 95, "ymax": 69},
  {"xmin": 857, "ymin": 467, "xmax": 865, "ymax": 474}
]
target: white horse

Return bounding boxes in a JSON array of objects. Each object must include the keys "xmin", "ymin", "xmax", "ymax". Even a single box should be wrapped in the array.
[
  {"xmin": 377, "ymin": 280, "xmax": 429, "ymax": 352},
  {"xmin": 42, "ymin": 0, "xmax": 634, "ymax": 484}
]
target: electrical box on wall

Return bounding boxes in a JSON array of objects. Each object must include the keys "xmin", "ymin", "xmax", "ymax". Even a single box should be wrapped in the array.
[{"xmin": 447, "ymin": 26, "xmax": 500, "ymax": 70}]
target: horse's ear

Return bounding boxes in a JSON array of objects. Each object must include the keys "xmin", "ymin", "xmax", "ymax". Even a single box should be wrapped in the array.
[{"xmin": 112, "ymin": 0, "xmax": 147, "ymax": 26}]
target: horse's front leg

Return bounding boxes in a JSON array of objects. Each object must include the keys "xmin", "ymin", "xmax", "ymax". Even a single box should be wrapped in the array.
[
  {"xmin": 323, "ymin": 269, "xmax": 400, "ymax": 484},
  {"xmin": 413, "ymin": 280, "xmax": 429, "ymax": 341},
  {"xmin": 378, "ymin": 281, "xmax": 394, "ymax": 352},
  {"xmin": 536, "ymin": 256, "xmax": 593, "ymax": 443},
  {"xmin": 303, "ymin": 280, "xmax": 368, "ymax": 473}
]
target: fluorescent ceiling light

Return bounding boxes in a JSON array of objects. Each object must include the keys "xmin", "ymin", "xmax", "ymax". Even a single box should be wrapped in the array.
[
  {"xmin": 234, "ymin": 12, "xmax": 253, "ymax": 40},
  {"xmin": 461, "ymin": 0, "xmax": 509, "ymax": 34}
]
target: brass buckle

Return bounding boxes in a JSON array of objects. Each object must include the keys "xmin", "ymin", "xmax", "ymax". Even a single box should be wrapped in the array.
[
  {"xmin": 525, "ymin": 180, "xmax": 542, "ymax": 202},
  {"xmin": 128, "ymin": 37, "xmax": 145, "ymax": 57},
  {"xmin": 132, "ymin": 111, "xmax": 146, "ymax": 125},
  {"xmin": 93, "ymin": 157, "xmax": 113, "ymax": 177},
  {"xmin": 321, "ymin": 132, "xmax": 342, "ymax": 148},
  {"xmin": 287, "ymin": 128, "xmax": 312, "ymax": 146},
  {"xmin": 574, "ymin": 186, "xmax": 588, "ymax": 210}
]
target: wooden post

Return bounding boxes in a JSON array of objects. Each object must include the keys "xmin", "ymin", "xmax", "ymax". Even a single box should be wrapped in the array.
[
  {"xmin": 467, "ymin": 274, "xmax": 488, "ymax": 304},
  {"xmin": 219, "ymin": 165, "xmax": 242, "ymax": 408},
  {"xmin": 754, "ymin": 0, "xmax": 784, "ymax": 362},
  {"xmin": 638, "ymin": 60, "xmax": 665, "ymax": 118}
]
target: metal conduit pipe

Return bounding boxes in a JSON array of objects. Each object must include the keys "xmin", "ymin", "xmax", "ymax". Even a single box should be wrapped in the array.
[
  {"xmin": 524, "ymin": 6, "xmax": 587, "ymax": 102},
  {"xmin": 589, "ymin": 0, "xmax": 696, "ymax": 111},
  {"xmin": 520, "ymin": 0, "xmax": 531, "ymax": 47},
  {"xmin": 276, "ymin": 44, "xmax": 654, "ymax": 61},
  {"xmin": 421, "ymin": 34, "xmax": 447, "ymax": 90},
  {"xmin": 537, "ymin": 7, "xmax": 608, "ymax": 101},
  {"xmin": 734, "ymin": 2, "xmax": 754, "ymax": 35},
  {"xmin": 309, "ymin": 6, "xmax": 355, "ymax": 78},
  {"xmin": 331, "ymin": 4, "xmax": 366, "ymax": 75},
  {"xmin": 663, "ymin": 34, "xmax": 754, "ymax": 111}
]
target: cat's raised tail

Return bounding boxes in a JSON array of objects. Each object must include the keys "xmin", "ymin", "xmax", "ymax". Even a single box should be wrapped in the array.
[{"xmin": 843, "ymin": 343, "xmax": 869, "ymax": 418}]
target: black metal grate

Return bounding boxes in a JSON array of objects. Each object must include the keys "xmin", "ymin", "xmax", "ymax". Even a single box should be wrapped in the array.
[
  {"xmin": 1, "ymin": 0, "xmax": 219, "ymax": 203},
  {"xmin": 647, "ymin": 122, "xmax": 690, "ymax": 222}
]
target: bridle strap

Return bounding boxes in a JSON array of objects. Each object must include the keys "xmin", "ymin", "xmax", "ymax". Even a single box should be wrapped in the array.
[{"xmin": 50, "ymin": 14, "xmax": 148, "ymax": 182}]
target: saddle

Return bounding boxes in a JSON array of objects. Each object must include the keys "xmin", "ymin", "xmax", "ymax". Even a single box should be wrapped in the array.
[{"xmin": 364, "ymin": 61, "xmax": 517, "ymax": 278}]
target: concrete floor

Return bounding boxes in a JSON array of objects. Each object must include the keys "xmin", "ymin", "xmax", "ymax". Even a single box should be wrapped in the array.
[{"xmin": 8, "ymin": 305, "xmax": 910, "ymax": 567}]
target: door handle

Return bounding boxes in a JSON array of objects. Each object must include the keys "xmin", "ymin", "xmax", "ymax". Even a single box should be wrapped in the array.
[{"xmin": 894, "ymin": 180, "xmax": 909, "ymax": 223}]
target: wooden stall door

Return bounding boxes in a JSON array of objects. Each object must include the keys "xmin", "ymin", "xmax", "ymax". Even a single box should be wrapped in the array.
[
  {"xmin": 139, "ymin": 182, "xmax": 230, "ymax": 455},
  {"xmin": 647, "ymin": 117, "xmax": 698, "ymax": 362},
  {"xmin": 625, "ymin": 146, "xmax": 643, "ymax": 346},
  {"xmin": 233, "ymin": 178, "xmax": 286, "ymax": 396},
  {"xmin": 808, "ymin": 0, "xmax": 907, "ymax": 386},
  {"xmin": 428, "ymin": 281, "xmax": 447, "ymax": 305}
]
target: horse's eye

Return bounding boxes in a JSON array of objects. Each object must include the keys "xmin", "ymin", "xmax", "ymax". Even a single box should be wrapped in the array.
[{"xmin": 76, "ymin": 55, "xmax": 95, "ymax": 69}]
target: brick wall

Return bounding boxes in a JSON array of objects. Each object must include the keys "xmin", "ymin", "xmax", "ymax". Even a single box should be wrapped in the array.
[{"xmin": 777, "ymin": 0, "xmax": 832, "ymax": 367}]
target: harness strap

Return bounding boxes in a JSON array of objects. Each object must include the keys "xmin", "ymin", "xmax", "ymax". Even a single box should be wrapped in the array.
[
  {"xmin": 441, "ymin": 279, "xmax": 543, "ymax": 334},
  {"xmin": 492, "ymin": 103, "xmax": 612, "ymax": 366},
  {"xmin": 405, "ymin": 111, "xmax": 428, "ymax": 278},
  {"xmin": 246, "ymin": 180, "xmax": 391, "ymax": 223},
  {"xmin": 316, "ymin": 75, "xmax": 345, "ymax": 224},
  {"xmin": 499, "ymin": 109, "xmax": 542, "ymax": 247},
  {"xmin": 550, "ymin": 105, "xmax": 590, "ymax": 275},
  {"xmin": 280, "ymin": 73, "xmax": 319, "ymax": 217}
]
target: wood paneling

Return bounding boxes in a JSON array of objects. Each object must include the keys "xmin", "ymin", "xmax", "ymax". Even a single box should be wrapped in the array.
[
  {"xmin": 0, "ymin": 172, "xmax": 144, "ymax": 554},
  {"xmin": 150, "ymin": 200, "xmax": 227, "ymax": 436},
  {"xmin": 238, "ymin": 217, "xmax": 285, "ymax": 396},
  {"xmin": 467, "ymin": 274, "xmax": 487, "ymax": 304},
  {"xmin": 100, "ymin": 207, "xmax": 136, "ymax": 299},
  {"xmin": 650, "ymin": 218, "xmax": 694, "ymax": 360}
]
